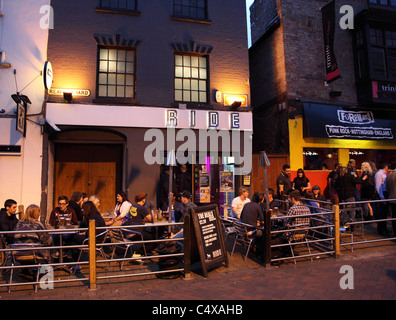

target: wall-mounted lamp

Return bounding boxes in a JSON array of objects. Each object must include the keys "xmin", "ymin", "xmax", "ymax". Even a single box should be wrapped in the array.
[
  {"xmin": 11, "ymin": 93, "xmax": 31, "ymax": 105},
  {"xmin": 63, "ymin": 92, "xmax": 73, "ymax": 102},
  {"xmin": 231, "ymin": 101, "xmax": 242, "ymax": 109}
]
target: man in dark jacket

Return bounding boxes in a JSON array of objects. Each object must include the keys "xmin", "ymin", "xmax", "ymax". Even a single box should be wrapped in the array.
[
  {"xmin": 335, "ymin": 166, "xmax": 362, "ymax": 228},
  {"xmin": 0, "ymin": 199, "xmax": 19, "ymax": 244}
]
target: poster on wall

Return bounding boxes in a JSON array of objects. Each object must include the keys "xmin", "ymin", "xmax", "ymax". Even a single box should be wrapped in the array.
[
  {"xmin": 16, "ymin": 103, "xmax": 26, "ymax": 137},
  {"xmin": 199, "ymin": 172, "xmax": 211, "ymax": 203},
  {"xmin": 220, "ymin": 171, "xmax": 234, "ymax": 192}
]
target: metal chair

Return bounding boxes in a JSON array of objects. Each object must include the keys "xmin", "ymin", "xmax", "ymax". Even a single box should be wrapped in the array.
[
  {"xmin": 110, "ymin": 228, "xmax": 146, "ymax": 270},
  {"xmin": 230, "ymin": 220, "xmax": 256, "ymax": 261},
  {"xmin": 75, "ymin": 230, "xmax": 110, "ymax": 271},
  {"xmin": 220, "ymin": 217, "xmax": 237, "ymax": 243},
  {"xmin": 7, "ymin": 242, "xmax": 47, "ymax": 293},
  {"xmin": 285, "ymin": 223, "xmax": 313, "ymax": 264}
]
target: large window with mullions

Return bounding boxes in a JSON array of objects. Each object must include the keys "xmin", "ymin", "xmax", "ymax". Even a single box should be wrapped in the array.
[
  {"xmin": 174, "ymin": 53, "xmax": 208, "ymax": 104},
  {"xmin": 97, "ymin": 46, "xmax": 136, "ymax": 99},
  {"xmin": 173, "ymin": 0, "xmax": 208, "ymax": 20}
]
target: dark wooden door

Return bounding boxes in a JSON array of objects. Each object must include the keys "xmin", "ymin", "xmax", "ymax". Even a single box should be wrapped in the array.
[{"xmin": 54, "ymin": 144, "xmax": 123, "ymax": 213}]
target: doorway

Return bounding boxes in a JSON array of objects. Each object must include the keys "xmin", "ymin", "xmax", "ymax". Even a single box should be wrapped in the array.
[{"xmin": 54, "ymin": 143, "xmax": 123, "ymax": 213}]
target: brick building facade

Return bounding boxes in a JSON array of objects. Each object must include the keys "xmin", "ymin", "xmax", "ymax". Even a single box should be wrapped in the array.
[
  {"xmin": 249, "ymin": 0, "xmax": 396, "ymax": 192},
  {"xmin": 43, "ymin": 0, "xmax": 252, "ymax": 215}
]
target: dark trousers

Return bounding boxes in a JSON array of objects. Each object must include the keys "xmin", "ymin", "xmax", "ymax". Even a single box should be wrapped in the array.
[
  {"xmin": 374, "ymin": 201, "xmax": 388, "ymax": 234},
  {"xmin": 390, "ymin": 203, "xmax": 396, "ymax": 236}
]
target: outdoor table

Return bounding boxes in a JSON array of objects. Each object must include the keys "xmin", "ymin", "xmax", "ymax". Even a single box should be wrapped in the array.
[{"xmin": 47, "ymin": 225, "xmax": 79, "ymax": 273}]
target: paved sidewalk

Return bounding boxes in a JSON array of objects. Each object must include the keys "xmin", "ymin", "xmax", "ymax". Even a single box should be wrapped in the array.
[{"xmin": 1, "ymin": 241, "xmax": 395, "ymax": 301}]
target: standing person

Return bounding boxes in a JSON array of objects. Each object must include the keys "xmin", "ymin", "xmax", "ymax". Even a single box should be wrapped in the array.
[
  {"xmin": 276, "ymin": 164, "xmax": 292, "ymax": 200},
  {"xmin": 0, "ymin": 199, "xmax": 19, "ymax": 244},
  {"xmin": 374, "ymin": 163, "xmax": 389, "ymax": 235},
  {"xmin": 292, "ymin": 168, "xmax": 311, "ymax": 196},
  {"xmin": 347, "ymin": 159, "xmax": 360, "ymax": 202},
  {"xmin": 386, "ymin": 169, "xmax": 396, "ymax": 237},
  {"xmin": 68, "ymin": 191, "xmax": 84, "ymax": 222},
  {"xmin": 176, "ymin": 164, "xmax": 192, "ymax": 196},
  {"xmin": 231, "ymin": 186, "xmax": 250, "ymax": 219},
  {"xmin": 335, "ymin": 167, "xmax": 362, "ymax": 228},
  {"xmin": 360, "ymin": 162, "xmax": 375, "ymax": 220},
  {"xmin": 327, "ymin": 162, "xmax": 341, "ymax": 202},
  {"xmin": 107, "ymin": 191, "xmax": 132, "ymax": 226}
]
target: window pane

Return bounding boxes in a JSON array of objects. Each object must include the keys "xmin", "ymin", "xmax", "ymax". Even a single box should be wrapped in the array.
[
  {"xmin": 126, "ymin": 74, "xmax": 134, "ymax": 85},
  {"xmin": 183, "ymin": 90, "xmax": 191, "ymax": 101},
  {"xmin": 99, "ymin": 73, "xmax": 107, "ymax": 84},
  {"xmin": 117, "ymin": 74, "xmax": 125, "ymax": 85},
  {"xmin": 191, "ymin": 56, "xmax": 199, "ymax": 67},
  {"xmin": 127, "ymin": 0, "xmax": 136, "ymax": 10},
  {"xmin": 175, "ymin": 66, "xmax": 183, "ymax": 77},
  {"xmin": 175, "ymin": 55, "xmax": 183, "ymax": 66},
  {"xmin": 199, "ymin": 92, "xmax": 207, "ymax": 103},
  {"xmin": 117, "ymin": 61, "xmax": 125, "ymax": 73},
  {"xmin": 117, "ymin": 86, "xmax": 125, "ymax": 97},
  {"xmin": 191, "ymin": 91, "xmax": 199, "ymax": 102},
  {"xmin": 119, "ymin": 0, "xmax": 127, "ymax": 9},
  {"xmin": 184, "ymin": 66, "xmax": 191, "ymax": 78},
  {"xmin": 100, "ymin": 49, "xmax": 108, "ymax": 60},
  {"xmin": 191, "ymin": 79, "xmax": 198, "ymax": 90},
  {"xmin": 175, "ymin": 90, "xmax": 183, "ymax": 101},
  {"xmin": 118, "ymin": 50, "xmax": 126, "ymax": 61},
  {"xmin": 126, "ymin": 62, "xmax": 134, "ymax": 74},
  {"xmin": 109, "ymin": 61, "xmax": 117, "ymax": 72},
  {"xmin": 108, "ymin": 86, "xmax": 116, "ymax": 97},
  {"xmin": 175, "ymin": 78, "xmax": 183, "ymax": 90},
  {"xmin": 108, "ymin": 74, "xmax": 116, "ymax": 85},
  {"xmin": 126, "ymin": 51, "xmax": 134, "ymax": 62},
  {"xmin": 183, "ymin": 79, "xmax": 190, "ymax": 90},
  {"xmin": 372, "ymin": 47, "xmax": 386, "ymax": 77},
  {"xmin": 199, "ymin": 57, "xmax": 207, "ymax": 68},
  {"xmin": 125, "ymin": 86, "xmax": 134, "ymax": 97},
  {"xmin": 109, "ymin": 49, "xmax": 117, "ymax": 60},
  {"xmin": 199, "ymin": 68, "xmax": 207, "ymax": 79},
  {"xmin": 183, "ymin": 56, "xmax": 191, "ymax": 67},
  {"xmin": 99, "ymin": 61, "xmax": 108, "ymax": 72},
  {"xmin": 191, "ymin": 68, "xmax": 199, "ymax": 78},
  {"xmin": 199, "ymin": 80, "xmax": 206, "ymax": 91}
]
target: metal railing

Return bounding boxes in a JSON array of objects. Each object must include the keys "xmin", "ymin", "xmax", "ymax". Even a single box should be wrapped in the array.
[
  {"xmin": 222, "ymin": 198, "xmax": 396, "ymax": 267},
  {"xmin": 0, "ymin": 220, "xmax": 185, "ymax": 292}
]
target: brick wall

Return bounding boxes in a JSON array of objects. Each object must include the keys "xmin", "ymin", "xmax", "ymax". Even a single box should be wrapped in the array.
[{"xmin": 47, "ymin": 0, "xmax": 250, "ymax": 108}]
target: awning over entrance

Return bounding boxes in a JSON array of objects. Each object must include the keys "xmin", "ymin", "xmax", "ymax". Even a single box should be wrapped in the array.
[{"xmin": 303, "ymin": 103, "xmax": 396, "ymax": 141}]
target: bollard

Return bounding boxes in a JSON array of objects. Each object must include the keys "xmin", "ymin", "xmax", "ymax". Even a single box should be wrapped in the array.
[
  {"xmin": 183, "ymin": 210, "xmax": 192, "ymax": 280},
  {"xmin": 333, "ymin": 204, "xmax": 340, "ymax": 258},
  {"xmin": 88, "ymin": 219, "xmax": 97, "ymax": 290}
]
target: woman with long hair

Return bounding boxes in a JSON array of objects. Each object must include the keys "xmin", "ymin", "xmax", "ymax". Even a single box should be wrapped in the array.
[
  {"xmin": 292, "ymin": 168, "xmax": 311, "ymax": 196},
  {"xmin": 360, "ymin": 161, "xmax": 375, "ymax": 220},
  {"xmin": 107, "ymin": 191, "xmax": 132, "ymax": 226}
]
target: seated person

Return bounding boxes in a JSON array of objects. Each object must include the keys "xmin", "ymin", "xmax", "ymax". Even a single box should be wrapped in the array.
[
  {"xmin": 240, "ymin": 192, "xmax": 265, "ymax": 251},
  {"xmin": 107, "ymin": 191, "xmax": 132, "ymax": 226},
  {"xmin": 171, "ymin": 190, "xmax": 197, "ymax": 238},
  {"xmin": 231, "ymin": 187, "xmax": 250, "ymax": 219},
  {"xmin": 0, "ymin": 199, "xmax": 19, "ymax": 244},
  {"xmin": 68, "ymin": 191, "xmax": 84, "ymax": 222},
  {"xmin": 49, "ymin": 196, "xmax": 78, "ymax": 227},
  {"xmin": 123, "ymin": 192, "xmax": 155, "ymax": 253},
  {"xmin": 14, "ymin": 204, "xmax": 53, "ymax": 261},
  {"xmin": 161, "ymin": 193, "xmax": 184, "ymax": 222},
  {"xmin": 265, "ymin": 188, "xmax": 281, "ymax": 211},
  {"xmin": 283, "ymin": 190, "xmax": 311, "ymax": 240},
  {"xmin": 70, "ymin": 201, "xmax": 107, "ymax": 264}
]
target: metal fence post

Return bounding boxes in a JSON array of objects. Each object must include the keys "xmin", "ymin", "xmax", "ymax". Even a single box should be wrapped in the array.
[
  {"xmin": 88, "ymin": 219, "xmax": 97, "ymax": 290},
  {"xmin": 263, "ymin": 210, "xmax": 272, "ymax": 267},
  {"xmin": 333, "ymin": 204, "xmax": 340, "ymax": 258},
  {"xmin": 183, "ymin": 210, "xmax": 192, "ymax": 280}
]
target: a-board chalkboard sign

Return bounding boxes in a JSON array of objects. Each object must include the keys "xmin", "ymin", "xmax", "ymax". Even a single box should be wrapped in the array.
[{"xmin": 190, "ymin": 204, "xmax": 228, "ymax": 277}]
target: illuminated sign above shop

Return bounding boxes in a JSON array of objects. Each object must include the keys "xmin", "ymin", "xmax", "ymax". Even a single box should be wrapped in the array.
[
  {"xmin": 43, "ymin": 61, "xmax": 53, "ymax": 90},
  {"xmin": 48, "ymin": 88, "xmax": 91, "ymax": 97},
  {"xmin": 223, "ymin": 94, "xmax": 248, "ymax": 107}
]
